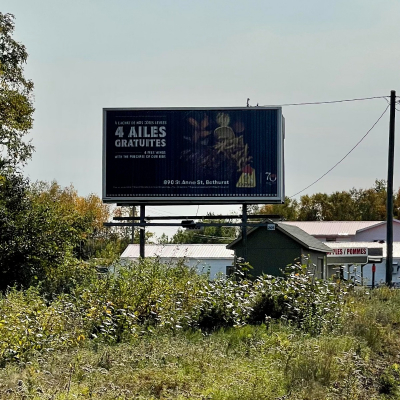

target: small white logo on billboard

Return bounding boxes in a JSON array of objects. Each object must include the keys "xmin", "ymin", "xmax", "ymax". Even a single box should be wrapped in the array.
[{"xmin": 265, "ymin": 172, "xmax": 277, "ymax": 183}]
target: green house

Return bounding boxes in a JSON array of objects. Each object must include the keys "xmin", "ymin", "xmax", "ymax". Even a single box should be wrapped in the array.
[{"xmin": 227, "ymin": 222, "xmax": 332, "ymax": 278}]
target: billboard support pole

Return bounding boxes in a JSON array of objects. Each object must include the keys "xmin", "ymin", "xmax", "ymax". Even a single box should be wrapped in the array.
[
  {"xmin": 140, "ymin": 205, "xmax": 145, "ymax": 258},
  {"xmin": 386, "ymin": 90, "xmax": 396, "ymax": 286},
  {"xmin": 131, "ymin": 206, "xmax": 136, "ymax": 244},
  {"xmin": 242, "ymin": 204, "xmax": 248, "ymax": 262}
]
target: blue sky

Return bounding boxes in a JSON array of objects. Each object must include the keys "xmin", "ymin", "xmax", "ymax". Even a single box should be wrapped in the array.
[{"xmin": 2, "ymin": 0, "xmax": 400, "ymax": 238}]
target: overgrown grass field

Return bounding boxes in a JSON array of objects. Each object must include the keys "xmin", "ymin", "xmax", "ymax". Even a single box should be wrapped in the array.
[{"xmin": 1, "ymin": 259, "xmax": 400, "ymax": 399}]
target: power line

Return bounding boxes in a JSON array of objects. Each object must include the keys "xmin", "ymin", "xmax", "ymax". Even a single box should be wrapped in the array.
[
  {"xmin": 182, "ymin": 233, "xmax": 235, "ymax": 240},
  {"xmin": 123, "ymin": 95, "xmax": 394, "ymax": 225},
  {"xmin": 267, "ymin": 95, "xmax": 388, "ymax": 107},
  {"xmin": 289, "ymin": 104, "xmax": 390, "ymax": 198}
]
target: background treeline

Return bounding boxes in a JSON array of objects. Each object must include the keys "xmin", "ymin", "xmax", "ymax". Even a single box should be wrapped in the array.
[
  {"xmin": 0, "ymin": 171, "xmax": 134, "ymax": 290},
  {"xmin": 259, "ymin": 179, "xmax": 398, "ymax": 221},
  {"xmin": 166, "ymin": 179, "xmax": 398, "ymax": 244}
]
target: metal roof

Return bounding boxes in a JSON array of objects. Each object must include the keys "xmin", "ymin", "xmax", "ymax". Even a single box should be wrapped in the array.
[
  {"xmin": 282, "ymin": 221, "xmax": 396, "ymax": 237},
  {"xmin": 121, "ymin": 244, "xmax": 234, "ymax": 259},
  {"xmin": 278, "ymin": 223, "xmax": 332, "ymax": 252}
]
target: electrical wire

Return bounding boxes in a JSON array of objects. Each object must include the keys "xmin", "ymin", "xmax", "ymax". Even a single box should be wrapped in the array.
[
  {"xmin": 266, "ymin": 95, "xmax": 389, "ymax": 107},
  {"xmin": 128, "ymin": 95, "xmax": 394, "ymax": 233},
  {"xmin": 146, "ymin": 207, "xmax": 181, "ymax": 216},
  {"xmin": 185, "ymin": 232, "xmax": 236, "ymax": 240},
  {"xmin": 288, "ymin": 104, "xmax": 390, "ymax": 198}
]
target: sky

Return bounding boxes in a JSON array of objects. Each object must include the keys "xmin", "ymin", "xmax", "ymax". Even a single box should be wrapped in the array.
[{"xmin": 2, "ymin": 0, "xmax": 400, "ymax": 240}]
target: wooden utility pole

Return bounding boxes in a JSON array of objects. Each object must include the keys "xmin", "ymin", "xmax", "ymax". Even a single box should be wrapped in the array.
[
  {"xmin": 242, "ymin": 204, "xmax": 248, "ymax": 261},
  {"xmin": 386, "ymin": 90, "xmax": 396, "ymax": 285},
  {"xmin": 140, "ymin": 205, "xmax": 145, "ymax": 258},
  {"xmin": 131, "ymin": 206, "xmax": 136, "ymax": 244}
]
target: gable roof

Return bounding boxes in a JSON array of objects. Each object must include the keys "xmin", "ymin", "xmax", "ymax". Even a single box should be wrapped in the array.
[
  {"xmin": 227, "ymin": 222, "xmax": 331, "ymax": 253},
  {"xmin": 278, "ymin": 223, "xmax": 332, "ymax": 252},
  {"xmin": 121, "ymin": 244, "xmax": 234, "ymax": 259},
  {"xmin": 282, "ymin": 220, "xmax": 400, "ymax": 237},
  {"xmin": 356, "ymin": 220, "xmax": 400, "ymax": 234}
]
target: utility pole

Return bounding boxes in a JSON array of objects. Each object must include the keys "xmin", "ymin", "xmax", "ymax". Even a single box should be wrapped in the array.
[
  {"xmin": 131, "ymin": 206, "xmax": 136, "ymax": 244},
  {"xmin": 386, "ymin": 90, "xmax": 396, "ymax": 285},
  {"xmin": 140, "ymin": 205, "xmax": 145, "ymax": 258},
  {"xmin": 242, "ymin": 204, "xmax": 248, "ymax": 261}
]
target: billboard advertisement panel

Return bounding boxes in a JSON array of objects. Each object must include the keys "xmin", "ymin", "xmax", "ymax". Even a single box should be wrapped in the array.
[{"xmin": 103, "ymin": 107, "xmax": 284, "ymax": 204}]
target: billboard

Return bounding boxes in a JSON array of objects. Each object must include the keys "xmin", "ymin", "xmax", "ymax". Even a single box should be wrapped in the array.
[{"xmin": 103, "ymin": 107, "xmax": 284, "ymax": 204}]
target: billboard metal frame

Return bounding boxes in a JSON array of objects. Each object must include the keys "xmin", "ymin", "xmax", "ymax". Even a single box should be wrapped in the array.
[{"xmin": 103, "ymin": 107, "xmax": 284, "ymax": 205}]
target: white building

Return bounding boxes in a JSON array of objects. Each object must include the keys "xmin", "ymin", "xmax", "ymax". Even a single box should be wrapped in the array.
[
  {"xmin": 282, "ymin": 220, "xmax": 400, "ymax": 243},
  {"xmin": 282, "ymin": 220, "xmax": 400, "ymax": 286},
  {"xmin": 121, "ymin": 244, "xmax": 234, "ymax": 279}
]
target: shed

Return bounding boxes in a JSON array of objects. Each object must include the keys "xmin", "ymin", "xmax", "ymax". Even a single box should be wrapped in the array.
[
  {"xmin": 121, "ymin": 244, "xmax": 234, "ymax": 279},
  {"xmin": 227, "ymin": 222, "xmax": 331, "ymax": 278}
]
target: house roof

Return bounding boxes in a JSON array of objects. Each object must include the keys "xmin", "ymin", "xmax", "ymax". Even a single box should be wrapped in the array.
[
  {"xmin": 282, "ymin": 220, "xmax": 400, "ymax": 237},
  {"xmin": 278, "ymin": 223, "xmax": 332, "ymax": 252},
  {"xmin": 227, "ymin": 222, "xmax": 331, "ymax": 253},
  {"xmin": 121, "ymin": 244, "xmax": 234, "ymax": 259}
]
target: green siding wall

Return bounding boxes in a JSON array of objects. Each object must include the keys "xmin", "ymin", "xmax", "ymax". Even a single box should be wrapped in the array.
[{"xmin": 231, "ymin": 228, "xmax": 326, "ymax": 278}]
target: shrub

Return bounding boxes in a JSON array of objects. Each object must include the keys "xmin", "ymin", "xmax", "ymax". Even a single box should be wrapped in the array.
[{"xmin": 249, "ymin": 264, "xmax": 350, "ymax": 335}]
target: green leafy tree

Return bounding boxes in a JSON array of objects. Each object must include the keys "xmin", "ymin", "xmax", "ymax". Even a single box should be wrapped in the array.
[
  {"xmin": 0, "ymin": 169, "xmax": 34, "ymax": 288},
  {"xmin": 259, "ymin": 180, "xmax": 392, "ymax": 222},
  {"xmin": 157, "ymin": 233, "xmax": 169, "ymax": 244},
  {"xmin": 0, "ymin": 176, "xmax": 117, "ymax": 290},
  {"xmin": 350, "ymin": 179, "xmax": 387, "ymax": 220},
  {"xmin": 324, "ymin": 191, "xmax": 356, "ymax": 220},
  {"xmin": 107, "ymin": 205, "xmax": 154, "ymax": 249},
  {"xmin": 0, "ymin": 13, "xmax": 34, "ymax": 167},
  {"xmin": 0, "ymin": 171, "xmax": 81, "ymax": 290},
  {"xmin": 259, "ymin": 197, "xmax": 299, "ymax": 220},
  {"xmin": 30, "ymin": 181, "xmax": 113, "ymax": 259},
  {"xmin": 394, "ymin": 188, "xmax": 400, "ymax": 220},
  {"xmin": 170, "ymin": 214, "xmax": 236, "ymax": 244}
]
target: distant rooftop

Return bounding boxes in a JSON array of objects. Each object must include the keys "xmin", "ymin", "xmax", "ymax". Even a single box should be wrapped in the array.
[
  {"xmin": 121, "ymin": 244, "xmax": 234, "ymax": 259},
  {"xmin": 282, "ymin": 221, "xmax": 400, "ymax": 237}
]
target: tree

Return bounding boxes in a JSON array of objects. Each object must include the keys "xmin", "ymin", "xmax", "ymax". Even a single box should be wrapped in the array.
[
  {"xmin": 0, "ymin": 13, "xmax": 34, "ymax": 167},
  {"xmin": 394, "ymin": 189, "xmax": 400, "ymax": 220},
  {"xmin": 157, "ymin": 233, "xmax": 169, "ymax": 244},
  {"xmin": 30, "ymin": 181, "xmax": 113, "ymax": 259},
  {"xmin": 259, "ymin": 180, "xmax": 393, "ymax": 222},
  {"xmin": 259, "ymin": 197, "xmax": 299, "ymax": 220},
  {"xmin": 108, "ymin": 205, "xmax": 155, "ymax": 250},
  {"xmin": 0, "ymin": 171, "xmax": 79, "ymax": 290},
  {"xmin": 0, "ymin": 168, "xmax": 34, "ymax": 288},
  {"xmin": 0, "ymin": 176, "xmax": 117, "ymax": 290},
  {"xmin": 324, "ymin": 191, "xmax": 356, "ymax": 220},
  {"xmin": 170, "ymin": 214, "xmax": 236, "ymax": 244}
]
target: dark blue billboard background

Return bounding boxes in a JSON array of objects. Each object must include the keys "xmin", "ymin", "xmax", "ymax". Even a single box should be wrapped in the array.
[{"xmin": 103, "ymin": 108, "xmax": 283, "ymax": 203}]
